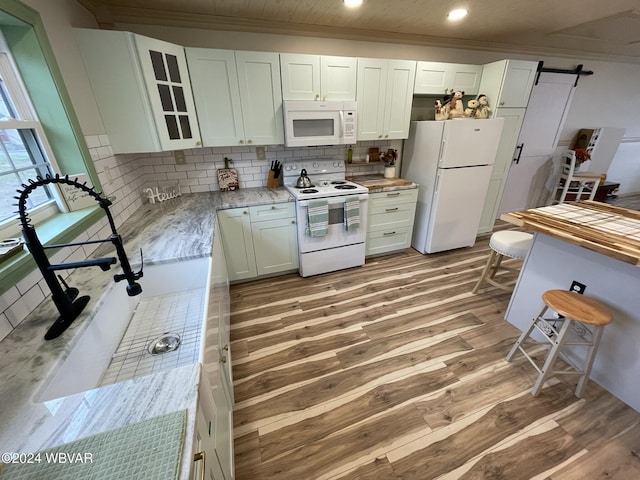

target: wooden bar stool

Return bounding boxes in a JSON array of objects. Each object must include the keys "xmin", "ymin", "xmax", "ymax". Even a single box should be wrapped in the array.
[
  {"xmin": 506, "ymin": 289, "xmax": 613, "ymax": 397},
  {"xmin": 472, "ymin": 231, "xmax": 533, "ymax": 293}
]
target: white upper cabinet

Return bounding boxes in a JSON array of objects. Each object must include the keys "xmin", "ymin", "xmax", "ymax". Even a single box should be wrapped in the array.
[
  {"xmin": 280, "ymin": 54, "xmax": 357, "ymax": 101},
  {"xmin": 414, "ymin": 62, "xmax": 483, "ymax": 95},
  {"xmin": 478, "ymin": 60, "xmax": 538, "ymax": 109},
  {"xmin": 187, "ymin": 49, "xmax": 284, "ymax": 146},
  {"xmin": 76, "ymin": 29, "xmax": 201, "ymax": 154},
  {"xmin": 357, "ymin": 58, "xmax": 416, "ymax": 141}
]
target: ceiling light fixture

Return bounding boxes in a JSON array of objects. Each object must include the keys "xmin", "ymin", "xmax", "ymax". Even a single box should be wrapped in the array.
[
  {"xmin": 344, "ymin": 0, "xmax": 364, "ymax": 8},
  {"xmin": 447, "ymin": 8, "xmax": 468, "ymax": 21}
]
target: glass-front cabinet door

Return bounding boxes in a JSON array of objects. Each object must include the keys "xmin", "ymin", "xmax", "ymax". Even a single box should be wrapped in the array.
[{"xmin": 134, "ymin": 35, "xmax": 201, "ymax": 150}]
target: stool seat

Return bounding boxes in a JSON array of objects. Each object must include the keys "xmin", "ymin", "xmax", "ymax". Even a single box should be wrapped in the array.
[
  {"xmin": 489, "ymin": 231, "xmax": 533, "ymax": 259},
  {"xmin": 506, "ymin": 289, "xmax": 613, "ymax": 398},
  {"xmin": 472, "ymin": 230, "xmax": 533, "ymax": 293},
  {"xmin": 542, "ymin": 290, "xmax": 613, "ymax": 326}
]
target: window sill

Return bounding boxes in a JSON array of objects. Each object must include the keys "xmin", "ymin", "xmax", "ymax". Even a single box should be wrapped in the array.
[{"xmin": 0, "ymin": 206, "xmax": 104, "ymax": 295}]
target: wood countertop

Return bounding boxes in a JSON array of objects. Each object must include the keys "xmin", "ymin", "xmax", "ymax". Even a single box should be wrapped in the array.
[{"xmin": 501, "ymin": 201, "xmax": 640, "ymax": 266}]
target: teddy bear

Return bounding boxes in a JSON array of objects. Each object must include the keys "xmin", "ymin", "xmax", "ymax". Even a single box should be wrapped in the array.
[
  {"xmin": 475, "ymin": 94, "xmax": 492, "ymax": 119},
  {"xmin": 464, "ymin": 99, "xmax": 479, "ymax": 118},
  {"xmin": 448, "ymin": 90, "xmax": 465, "ymax": 119},
  {"xmin": 434, "ymin": 99, "xmax": 448, "ymax": 120}
]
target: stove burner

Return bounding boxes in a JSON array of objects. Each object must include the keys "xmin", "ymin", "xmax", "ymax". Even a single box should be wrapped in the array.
[
  {"xmin": 330, "ymin": 180, "xmax": 346, "ymax": 185},
  {"xmin": 301, "ymin": 189, "xmax": 319, "ymax": 194},
  {"xmin": 334, "ymin": 184, "xmax": 357, "ymax": 190}
]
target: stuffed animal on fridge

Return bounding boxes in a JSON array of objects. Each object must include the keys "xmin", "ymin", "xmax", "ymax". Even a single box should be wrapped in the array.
[
  {"xmin": 475, "ymin": 94, "xmax": 492, "ymax": 119},
  {"xmin": 464, "ymin": 99, "xmax": 479, "ymax": 118},
  {"xmin": 434, "ymin": 99, "xmax": 448, "ymax": 120},
  {"xmin": 448, "ymin": 90, "xmax": 465, "ymax": 118}
]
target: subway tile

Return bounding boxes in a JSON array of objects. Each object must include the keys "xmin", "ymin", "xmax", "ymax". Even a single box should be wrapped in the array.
[
  {"xmin": 0, "ymin": 313, "xmax": 12, "ymax": 341},
  {"xmin": 0, "ymin": 287, "xmax": 20, "ymax": 314},
  {"xmin": 6, "ymin": 284, "xmax": 46, "ymax": 328}
]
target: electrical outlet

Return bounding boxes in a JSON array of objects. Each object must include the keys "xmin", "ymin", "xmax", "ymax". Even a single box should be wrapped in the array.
[
  {"xmin": 570, "ymin": 280, "xmax": 586, "ymax": 294},
  {"xmin": 256, "ymin": 146, "xmax": 266, "ymax": 160},
  {"xmin": 174, "ymin": 150, "xmax": 186, "ymax": 165}
]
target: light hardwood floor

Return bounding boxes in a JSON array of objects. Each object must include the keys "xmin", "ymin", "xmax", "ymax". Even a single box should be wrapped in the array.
[{"xmin": 229, "ymin": 219, "xmax": 640, "ymax": 479}]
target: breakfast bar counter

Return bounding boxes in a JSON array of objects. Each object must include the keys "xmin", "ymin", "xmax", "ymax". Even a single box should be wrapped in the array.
[{"xmin": 501, "ymin": 201, "xmax": 640, "ymax": 412}]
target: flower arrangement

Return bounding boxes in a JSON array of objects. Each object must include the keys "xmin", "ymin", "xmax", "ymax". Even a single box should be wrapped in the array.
[{"xmin": 574, "ymin": 148, "xmax": 591, "ymax": 166}]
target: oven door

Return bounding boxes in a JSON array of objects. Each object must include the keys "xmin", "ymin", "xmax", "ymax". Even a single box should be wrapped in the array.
[{"xmin": 296, "ymin": 194, "xmax": 368, "ymax": 253}]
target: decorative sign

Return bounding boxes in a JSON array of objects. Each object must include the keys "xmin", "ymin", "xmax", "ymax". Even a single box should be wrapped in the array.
[
  {"xmin": 59, "ymin": 174, "xmax": 96, "ymax": 211},
  {"xmin": 144, "ymin": 184, "xmax": 182, "ymax": 204}
]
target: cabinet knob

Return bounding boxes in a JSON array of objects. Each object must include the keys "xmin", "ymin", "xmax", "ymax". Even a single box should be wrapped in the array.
[
  {"xmin": 291, "ymin": 220, "xmax": 296, "ymax": 224},
  {"xmin": 196, "ymin": 141, "xmax": 202, "ymax": 146},
  {"xmin": 323, "ymin": 95, "xmax": 327, "ymax": 101},
  {"xmin": 243, "ymin": 211, "xmax": 248, "ymax": 215},
  {"xmin": 223, "ymin": 344, "xmax": 229, "ymax": 351},
  {"xmin": 378, "ymin": 135, "xmax": 383, "ymax": 139},
  {"xmin": 315, "ymin": 94, "xmax": 320, "ymax": 100},
  {"xmin": 239, "ymin": 140, "xmax": 244, "ymax": 144},
  {"xmin": 220, "ymin": 355, "xmax": 227, "ymax": 364},
  {"xmin": 384, "ymin": 134, "xmax": 389, "ymax": 138},
  {"xmin": 272, "ymin": 205, "xmax": 276, "ymax": 210},
  {"xmin": 499, "ymin": 101, "xmax": 505, "ymax": 106},
  {"xmin": 248, "ymin": 139, "xmax": 253, "ymax": 144}
]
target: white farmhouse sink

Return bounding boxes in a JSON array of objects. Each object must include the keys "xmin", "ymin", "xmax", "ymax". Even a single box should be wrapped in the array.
[{"xmin": 35, "ymin": 257, "xmax": 211, "ymax": 402}]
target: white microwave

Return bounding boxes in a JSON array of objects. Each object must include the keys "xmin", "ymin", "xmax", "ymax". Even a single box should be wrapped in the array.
[{"xmin": 283, "ymin": 100, "xmax": 357, "ymax": 147}]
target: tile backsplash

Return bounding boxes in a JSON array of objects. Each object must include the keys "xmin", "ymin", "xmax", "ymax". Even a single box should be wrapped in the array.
[{"xmin": 0, "ymin": 136, "xmax": 392, "ymax": 341}]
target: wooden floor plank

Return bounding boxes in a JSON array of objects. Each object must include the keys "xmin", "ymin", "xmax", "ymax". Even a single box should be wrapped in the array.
[{"xmin": 228, "ymin": 237, "xmax": 640, "ymax": 479}]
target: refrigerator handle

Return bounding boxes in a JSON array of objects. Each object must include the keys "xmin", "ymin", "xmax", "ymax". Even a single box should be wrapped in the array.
[{"xmin": 513, "ymin": 143, "xmax": 524, "ymax": 164}]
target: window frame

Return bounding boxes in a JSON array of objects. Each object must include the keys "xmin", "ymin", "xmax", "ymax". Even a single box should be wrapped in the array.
[{"xmin": 0, "ymin": 0, "xmax": 104, "ymax": 296}]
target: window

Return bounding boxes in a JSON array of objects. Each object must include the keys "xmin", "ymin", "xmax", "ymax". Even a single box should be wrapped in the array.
[{"xmin": 0, "ymin": 45, "xmax": 61, "ymax": 236}]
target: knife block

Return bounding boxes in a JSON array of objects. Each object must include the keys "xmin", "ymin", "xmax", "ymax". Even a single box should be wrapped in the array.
[{"xmin": 266, "ymin": 171, "xmax": 279, "ymax": 189}]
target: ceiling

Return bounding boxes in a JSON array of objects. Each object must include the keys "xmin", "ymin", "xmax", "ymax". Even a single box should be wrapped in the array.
[{"xmin": 76, "ymin": 0, "xmax": 640, "ymax": 63}]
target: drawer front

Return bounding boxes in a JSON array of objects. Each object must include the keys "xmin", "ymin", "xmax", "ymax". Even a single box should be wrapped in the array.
[
  {"xmin": 369, "ymin": 188, "xmax": 418, "ymax": 208},
  {"xmin": 368, "ymin": 202, "xmax": 417, "ymax": 231},
  {"xmin": 249, "ymin": 202, "xmax": 295, "ymax": 222},
  {"xmin": 366, "ymin": 226, "xmax": 412, "ymax": 256}
]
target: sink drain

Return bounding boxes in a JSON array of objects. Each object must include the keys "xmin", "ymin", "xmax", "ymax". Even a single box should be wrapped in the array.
[{"xmin": 147, "ymin": 333, "xmax": 181, "ymax": 355}]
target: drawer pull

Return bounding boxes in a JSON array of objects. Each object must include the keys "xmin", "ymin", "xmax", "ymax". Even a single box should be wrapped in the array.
[
  {"xmin": 194, "ymin": 451, "xmax": 205, "ymax": 480},
  {"xmin": 383, "ymin": 231, "xmax": 397, "ymax": 236},
  {"xmin": 386, "ymin": 192, "xmax": 400, "ymax": 197},
  {"xmin": 272, "ymin": 205, "xmax": 276, "ymax": 210},
  {"xmin": 385, "ymin": 207, "xmax": 399, "ymax": 212}
]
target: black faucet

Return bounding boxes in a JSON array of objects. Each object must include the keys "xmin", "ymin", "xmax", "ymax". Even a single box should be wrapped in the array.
[{"xmin": 15, "ymin": 174, "xmax": 143, "ymax": 340}]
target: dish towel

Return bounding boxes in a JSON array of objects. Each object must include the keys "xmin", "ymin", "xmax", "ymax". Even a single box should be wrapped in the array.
[
  {"xmin": 344, "ymin": 197, "xmax": 360, "ymax": 231},
  {"xmin": 307, "ymin": 200, "xmax": 329, "ymax": 237}
]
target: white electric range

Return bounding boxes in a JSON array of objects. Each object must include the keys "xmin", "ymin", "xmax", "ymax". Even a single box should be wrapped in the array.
[{"xmin": 283, "ymin": 158, "xmax": 369, "ymax": 277}]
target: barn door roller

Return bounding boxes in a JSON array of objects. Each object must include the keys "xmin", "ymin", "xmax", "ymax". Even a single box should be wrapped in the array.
[{"xmin": 535, "ymin": 61, "xmax": 594, "ymax": 87}]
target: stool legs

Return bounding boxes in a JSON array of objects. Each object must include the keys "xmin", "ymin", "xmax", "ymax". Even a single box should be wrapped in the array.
[
  {"xmin": 507, "ymin": 303, "xmax": 607, "ymax": 398},
  {"xmin": 575, "ymin": 324, "xmax": 606, "ymax": 397},
  {"xmin": 472, "ymin": 250, "xmax": 507, "ymax": 293}
]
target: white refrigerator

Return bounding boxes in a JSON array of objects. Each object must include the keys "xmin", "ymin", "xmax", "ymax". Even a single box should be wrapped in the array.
[{"xmin": 402, "ymin": 118, "xmax": 504, "ymax": 253}]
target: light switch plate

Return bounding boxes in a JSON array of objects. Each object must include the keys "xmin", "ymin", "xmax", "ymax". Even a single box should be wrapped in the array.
[{"xmin": 256, "ymin": 146, "xmax": 266, "ymax": 160}]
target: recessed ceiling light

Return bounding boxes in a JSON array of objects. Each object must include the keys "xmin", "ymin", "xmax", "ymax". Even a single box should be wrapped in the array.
[
  {"xmin": 447, "ymin": 8, "xmax": 468, "ymax": 21},
  {"xmin": 344, "ymin": 0, "xmax": 364, "ymax": 8}
]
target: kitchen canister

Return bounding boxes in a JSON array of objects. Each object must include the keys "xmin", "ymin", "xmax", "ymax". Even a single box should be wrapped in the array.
[{"xmin": 384, "ymin": 166, "xmax": 396, "ymax": 178}]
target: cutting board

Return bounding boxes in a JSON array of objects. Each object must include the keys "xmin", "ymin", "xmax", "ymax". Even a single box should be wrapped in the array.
[{"xmin": 218, "ymin": 157, "xmax": 239, "ymax": 192}]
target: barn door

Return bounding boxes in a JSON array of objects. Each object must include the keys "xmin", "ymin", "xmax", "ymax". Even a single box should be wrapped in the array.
[{"xmin": 498, "ymin": 72, "xmax": 577, "ymax": 213}]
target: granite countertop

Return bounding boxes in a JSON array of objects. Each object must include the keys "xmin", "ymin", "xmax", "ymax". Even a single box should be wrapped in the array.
[
  {"xmin": 348, "ymin": 174, "xmax": 419, "ymax": 193},
  {"xmin": 0, "ymin": 187, "xmax": 292, "ymax": 476}
]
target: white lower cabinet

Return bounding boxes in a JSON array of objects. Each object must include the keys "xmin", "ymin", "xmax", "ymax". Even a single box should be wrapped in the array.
[
  {"xmin": 366, "ymin": 189, "xmax": 418, "ymax": 256},
  {"xmin": 193, "ymin": 374, "xmax": 234, "ymax": 480},
  {"xmin": 218, "ymin": 203, "xmax": 298, "ymax": 282}
]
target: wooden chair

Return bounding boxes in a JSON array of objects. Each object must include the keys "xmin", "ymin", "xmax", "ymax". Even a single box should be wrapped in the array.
[{"xmin": 552, "ymin": 150, "xmax": 602, "ymax": 204}]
